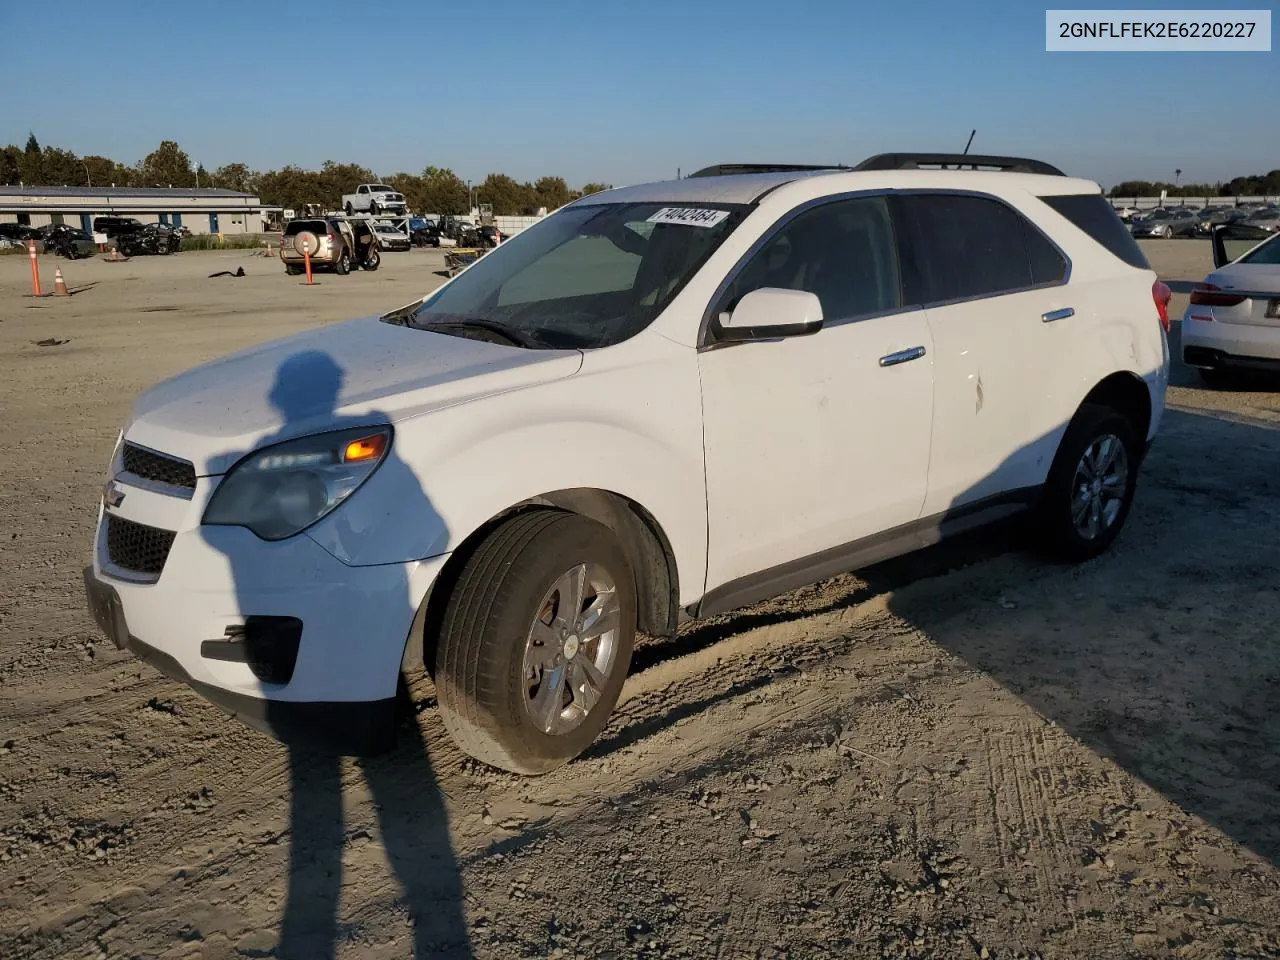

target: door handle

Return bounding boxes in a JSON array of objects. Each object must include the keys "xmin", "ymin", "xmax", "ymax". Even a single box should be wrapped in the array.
[
  {"xmin": 879, "ymin": 345, "xmax": 926, "ymax": 367},
  {"xmin": 1042, "ymin": 307, "xmax": 1075, "ymax": 323}
]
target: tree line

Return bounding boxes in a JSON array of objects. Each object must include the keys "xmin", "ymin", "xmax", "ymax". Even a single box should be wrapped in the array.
[
  {"xmin": 9, "ymin": 133, "xmax": 1276, "ymax": 209},
  {"xmin": 1109, "ymin": 170, "xmax": 1280, "ymax": 198},
  {"xmin": 1, "ymin": 135, "xmax": 613, "ymax": 216}
]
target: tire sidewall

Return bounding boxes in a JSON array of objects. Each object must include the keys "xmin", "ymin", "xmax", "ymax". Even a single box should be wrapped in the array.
[
  {"xmin": 1041, "ymin": 406, "xmax": 1139, "ymax": 560},
  {"xmin": 447, "ymin": 514, "xmax": 636, "ymax": 773}
]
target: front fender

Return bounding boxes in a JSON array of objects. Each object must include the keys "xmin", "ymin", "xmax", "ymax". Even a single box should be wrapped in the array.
[{"xmin": 304, "ymin": 341, "xmax": 709, "ymax": 606}]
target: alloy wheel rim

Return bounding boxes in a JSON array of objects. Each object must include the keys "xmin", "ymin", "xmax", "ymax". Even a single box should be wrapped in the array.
[
  {"xmin": 1071, "ymin": 433, "xmax": 1129, "ymax": 540},
  {"xmin": 522, "ymin": 562, "xmax": 620, "ymax": 736}
]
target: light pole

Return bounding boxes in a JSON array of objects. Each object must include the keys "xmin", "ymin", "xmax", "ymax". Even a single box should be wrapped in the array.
[
  {"xmin": 83, "ymin": 162, "xmax": 91, "ymax": 187},
  {"xmin": 467, "ymin": 179, "xmax": 473, "ymax": 214},
  {"xmin": 1175, "ymin": 168, "xmax": 1181, "ymax": 187}
]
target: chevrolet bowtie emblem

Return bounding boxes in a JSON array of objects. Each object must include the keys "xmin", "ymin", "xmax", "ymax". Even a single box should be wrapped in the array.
[{"xmin": 102, "ymin": 481, "xmax": 125, "ymax": 508}]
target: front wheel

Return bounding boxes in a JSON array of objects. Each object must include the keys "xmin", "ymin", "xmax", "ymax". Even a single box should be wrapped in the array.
[
  {"xmin": 435, "ymin": 511, "xmax": 636, "ymax": 775},
  {"xmin": 1037, "ymin": 405, "xmax": 1139, "ymax": 562}
]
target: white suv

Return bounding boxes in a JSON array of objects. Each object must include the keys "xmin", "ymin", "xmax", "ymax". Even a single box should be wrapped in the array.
[{"xmin": 84, "ymin": 153, "xmax": 1170, "ymax": 774}]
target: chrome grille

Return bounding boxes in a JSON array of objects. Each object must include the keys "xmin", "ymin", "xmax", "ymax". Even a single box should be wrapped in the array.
[
  {"xmin": 105, "ymin": 514, "xmax": 176, "ymax": 576},
  {"xmin": 121, "ymin": 443, "xmax": 196, "ymax": 491}
]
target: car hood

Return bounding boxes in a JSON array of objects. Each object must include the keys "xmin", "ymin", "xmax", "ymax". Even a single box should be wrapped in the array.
[
  {"xmin": 123, "ymin": 316, "xmax": 583, "ymax": 476},
  {"xmin": 1206, "ymin": 263, "xmax": 1280, "ymax": 293}
]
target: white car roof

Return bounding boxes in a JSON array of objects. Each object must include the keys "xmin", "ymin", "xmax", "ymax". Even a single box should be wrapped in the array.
[{"xmin": 573, "ymin": 168, "xmax": 1100, "ymax": 207}]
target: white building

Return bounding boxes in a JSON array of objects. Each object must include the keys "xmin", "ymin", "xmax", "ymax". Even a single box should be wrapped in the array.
[{"xmin": 0, "ymin": 185, "xmax": 280, "ymax": 234}]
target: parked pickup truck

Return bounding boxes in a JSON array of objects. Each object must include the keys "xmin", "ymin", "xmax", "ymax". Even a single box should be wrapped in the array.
[{"xmin": 342, "ymin": 184, "xmax": 408, "ymax": 216}]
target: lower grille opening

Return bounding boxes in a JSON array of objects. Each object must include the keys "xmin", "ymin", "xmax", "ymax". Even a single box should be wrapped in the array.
[
  {"xmin": 105, "ymin": 514, "xmax": 176, "ymax": 576},
  {"xmin": 201, "ymin": 618, "xmax": 303, "ymax": 685}
]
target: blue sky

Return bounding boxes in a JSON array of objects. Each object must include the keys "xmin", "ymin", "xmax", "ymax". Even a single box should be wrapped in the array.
[{"xmin": 0, "ymin": 0, "xmax": 1274, "ymax": 188}]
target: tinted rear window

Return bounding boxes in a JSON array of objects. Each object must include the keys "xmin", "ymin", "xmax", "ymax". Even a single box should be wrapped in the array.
[
  {"xmin": 285, "ymin": 220, "xmax": 327, "ymax": 236},
  {"xmin": 1040, "ymin": 194, "xmax": 1150, "ymax": 270}
]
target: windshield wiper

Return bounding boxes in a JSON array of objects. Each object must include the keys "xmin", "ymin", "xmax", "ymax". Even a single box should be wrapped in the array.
[{"xmin": 416, "ymin": 317, "xmax": 541, "ymax": 348}]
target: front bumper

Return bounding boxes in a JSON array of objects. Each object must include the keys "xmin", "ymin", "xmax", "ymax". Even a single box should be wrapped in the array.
[
  {"xmin": 84, "ymin": 567, "xmax": 400, "ymax": 754},
  {"xmin": 86, "ymin": 502, "xmax": 447, "ymax": 754}
]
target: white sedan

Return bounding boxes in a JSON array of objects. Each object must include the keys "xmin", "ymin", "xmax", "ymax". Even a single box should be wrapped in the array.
[
  {"xmin": 1182, "ymin": 224, "xmax": 1280, "ymax": 384},
  {"xmin": 372, "ymin": 220, "xmax": 411, "ymax": 251}
]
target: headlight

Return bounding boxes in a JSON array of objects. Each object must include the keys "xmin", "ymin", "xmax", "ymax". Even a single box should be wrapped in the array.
[{"xmin": 203, "ymin": 426, "xmax": 392, "ymax": 541}]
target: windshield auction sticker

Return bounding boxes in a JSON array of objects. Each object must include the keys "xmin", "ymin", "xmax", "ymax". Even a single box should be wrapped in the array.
[{"xmin": 647, "ymin": 207, "xmax": 730, "ymax": 228}]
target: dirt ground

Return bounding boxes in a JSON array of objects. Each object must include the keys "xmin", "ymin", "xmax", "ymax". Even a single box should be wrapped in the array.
[{"xmin": 1, "ymin": 240, "xmax": 1278, "ymax": 960}]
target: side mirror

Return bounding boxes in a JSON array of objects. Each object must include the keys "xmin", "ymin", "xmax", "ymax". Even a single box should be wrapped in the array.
[
  {"xmin": 716, "ymin": 287, "xmax": 824, "ymax": 342},
  {"xmin": 1212, "ymin": 222, "xmax": 1271, "ymax": 268}
]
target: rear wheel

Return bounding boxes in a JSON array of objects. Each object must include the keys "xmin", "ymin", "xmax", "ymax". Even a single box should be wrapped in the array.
[
  {"xmin": 363, "ymin": 249, "xmax": 380, "ymax": 271},
  {"xmin": 284, "ymin": 263, "xmax": 302, "ymax": 276},
  {"xmin": 1037, "ymin": 404, "xmax": 1139, "ymax": 562},
  {"xmin": 334, "ymin": 250, "xmax": 351, "ymax": 275},
  {"xmin": 434, "ymin": 510, "xmax": 636, "ymax": 775},
  {"xmin": 345, "ymin": 202, "xmax": 354, "ymax": 216}
]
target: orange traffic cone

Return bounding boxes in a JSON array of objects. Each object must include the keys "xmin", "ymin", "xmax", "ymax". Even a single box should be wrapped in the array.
[{"xmin": 54, "ymin": 267, "xmax": 69, "ymax": 296}]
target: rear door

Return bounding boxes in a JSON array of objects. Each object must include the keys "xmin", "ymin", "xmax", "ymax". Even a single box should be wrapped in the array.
[{"xmin": 894, "ymin": 192, "xmax": 1072, "ymax": 516}]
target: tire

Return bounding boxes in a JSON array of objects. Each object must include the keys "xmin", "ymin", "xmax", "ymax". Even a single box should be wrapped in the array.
[
  {"xmin": 370, "ymin": 201, "xmax": 380, "ymax": 215},
  {"xmin": 284, "ymin": 263, "xmax": 302, "ymax": 276},
  {"xmin": 334, "ymin": 249, "xmax": 351, "ymax": 275},
  {"xmin": 345, "ymin": 202, "xmax": 354, "ymax": 216},
  {"xmin": 1037, "ymin": 404, "xmax": 1140, "ymax": 562},
  {"xmin": 435, "ymin": 510, "xmax": 637, "ymax": 775},
  {"xmin": 363, "ymin": 249, "xmax": 380, "ymax": 271}
]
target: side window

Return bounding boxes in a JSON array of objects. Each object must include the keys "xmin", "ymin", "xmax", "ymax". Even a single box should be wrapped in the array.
[
  {"xmin": 723, "ymin": 196, "xmax": 901, "ymax": 322},
  {"xmin": 899, "ymin": 194, "xmax": 1064, "ymax": 303},
  {"xmin": 1023, "ymin": 219, "xmax": 1068, "ymax": 285},
  {"xmin": 901, "ymin": 195, "xmax": 1025, "ymax": 302},
  {"xmin": 358, "ymin": 185, "xmax": 368, "ymax": 194}
]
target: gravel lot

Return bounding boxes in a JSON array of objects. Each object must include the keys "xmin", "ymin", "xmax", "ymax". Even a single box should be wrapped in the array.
[{"xmin": 1, "ymin": 240, "xmax": 1278, "ymax": 959}]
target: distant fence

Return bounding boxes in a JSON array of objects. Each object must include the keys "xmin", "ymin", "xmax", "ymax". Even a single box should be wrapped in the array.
[
  {"xmin": 493, "ymin": 215, "xmax": 544, "ymax": 236},
  {"xmin": 1110, "ymin": 195, "xmax": 1279, "ymax": 211}
]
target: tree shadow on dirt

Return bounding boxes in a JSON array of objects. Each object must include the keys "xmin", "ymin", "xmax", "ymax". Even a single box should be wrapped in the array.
[
  {"xmin": 199, "ymin": 351, "xmax": 472, "ymax": 959},
  {"xmin": 613, "ymin": 396, "xmax": 1280, "ymax": 869},
  {"xmin": 863, "ymin": 406, "xmax": 1280, "ymax": 866}
]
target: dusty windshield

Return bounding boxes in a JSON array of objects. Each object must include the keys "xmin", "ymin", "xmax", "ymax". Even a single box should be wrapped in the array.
[{"xmin": 399, "ymin": 201, "xmax": 746, "ymax": 348}]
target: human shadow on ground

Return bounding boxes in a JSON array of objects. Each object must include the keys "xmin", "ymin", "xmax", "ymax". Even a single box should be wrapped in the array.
[{"xmin": 200, "ymin": 350, "xmax": 473, "ymax": 959}]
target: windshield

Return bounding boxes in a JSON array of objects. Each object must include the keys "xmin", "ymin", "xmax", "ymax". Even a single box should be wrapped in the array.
[
  {"xmin": 372, "ymin": 185, "xmax": 395, "ymax": 193},
  {"xmin": 399, "ymin": 201, "xmax": 746, "ymax": 349}
]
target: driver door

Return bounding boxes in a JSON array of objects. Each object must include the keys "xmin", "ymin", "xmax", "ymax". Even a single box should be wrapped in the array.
[{"xmin": 698, "ymin": 195, "xmax": 935, "ymax": 603}]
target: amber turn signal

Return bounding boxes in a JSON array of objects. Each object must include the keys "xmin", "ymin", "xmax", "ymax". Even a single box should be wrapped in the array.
[{"xmin": 342, "ymin": 433, "xmax": 387, "ymax": 463}]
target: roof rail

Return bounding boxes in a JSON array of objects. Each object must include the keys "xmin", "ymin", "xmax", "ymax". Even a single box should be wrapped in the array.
[
  {"xmin": 853, "ymin": 153, "xmax": 1065, "ymax": 176},
  {"xmin": 687, "ymin": 163, "xmax": 851, "ymax": 178}
]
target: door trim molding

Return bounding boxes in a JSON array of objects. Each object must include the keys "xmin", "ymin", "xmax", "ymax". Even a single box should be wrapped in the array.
[{"xmin": 693, "ymin": 486, "xmax": 1040, "ymax": 618}]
